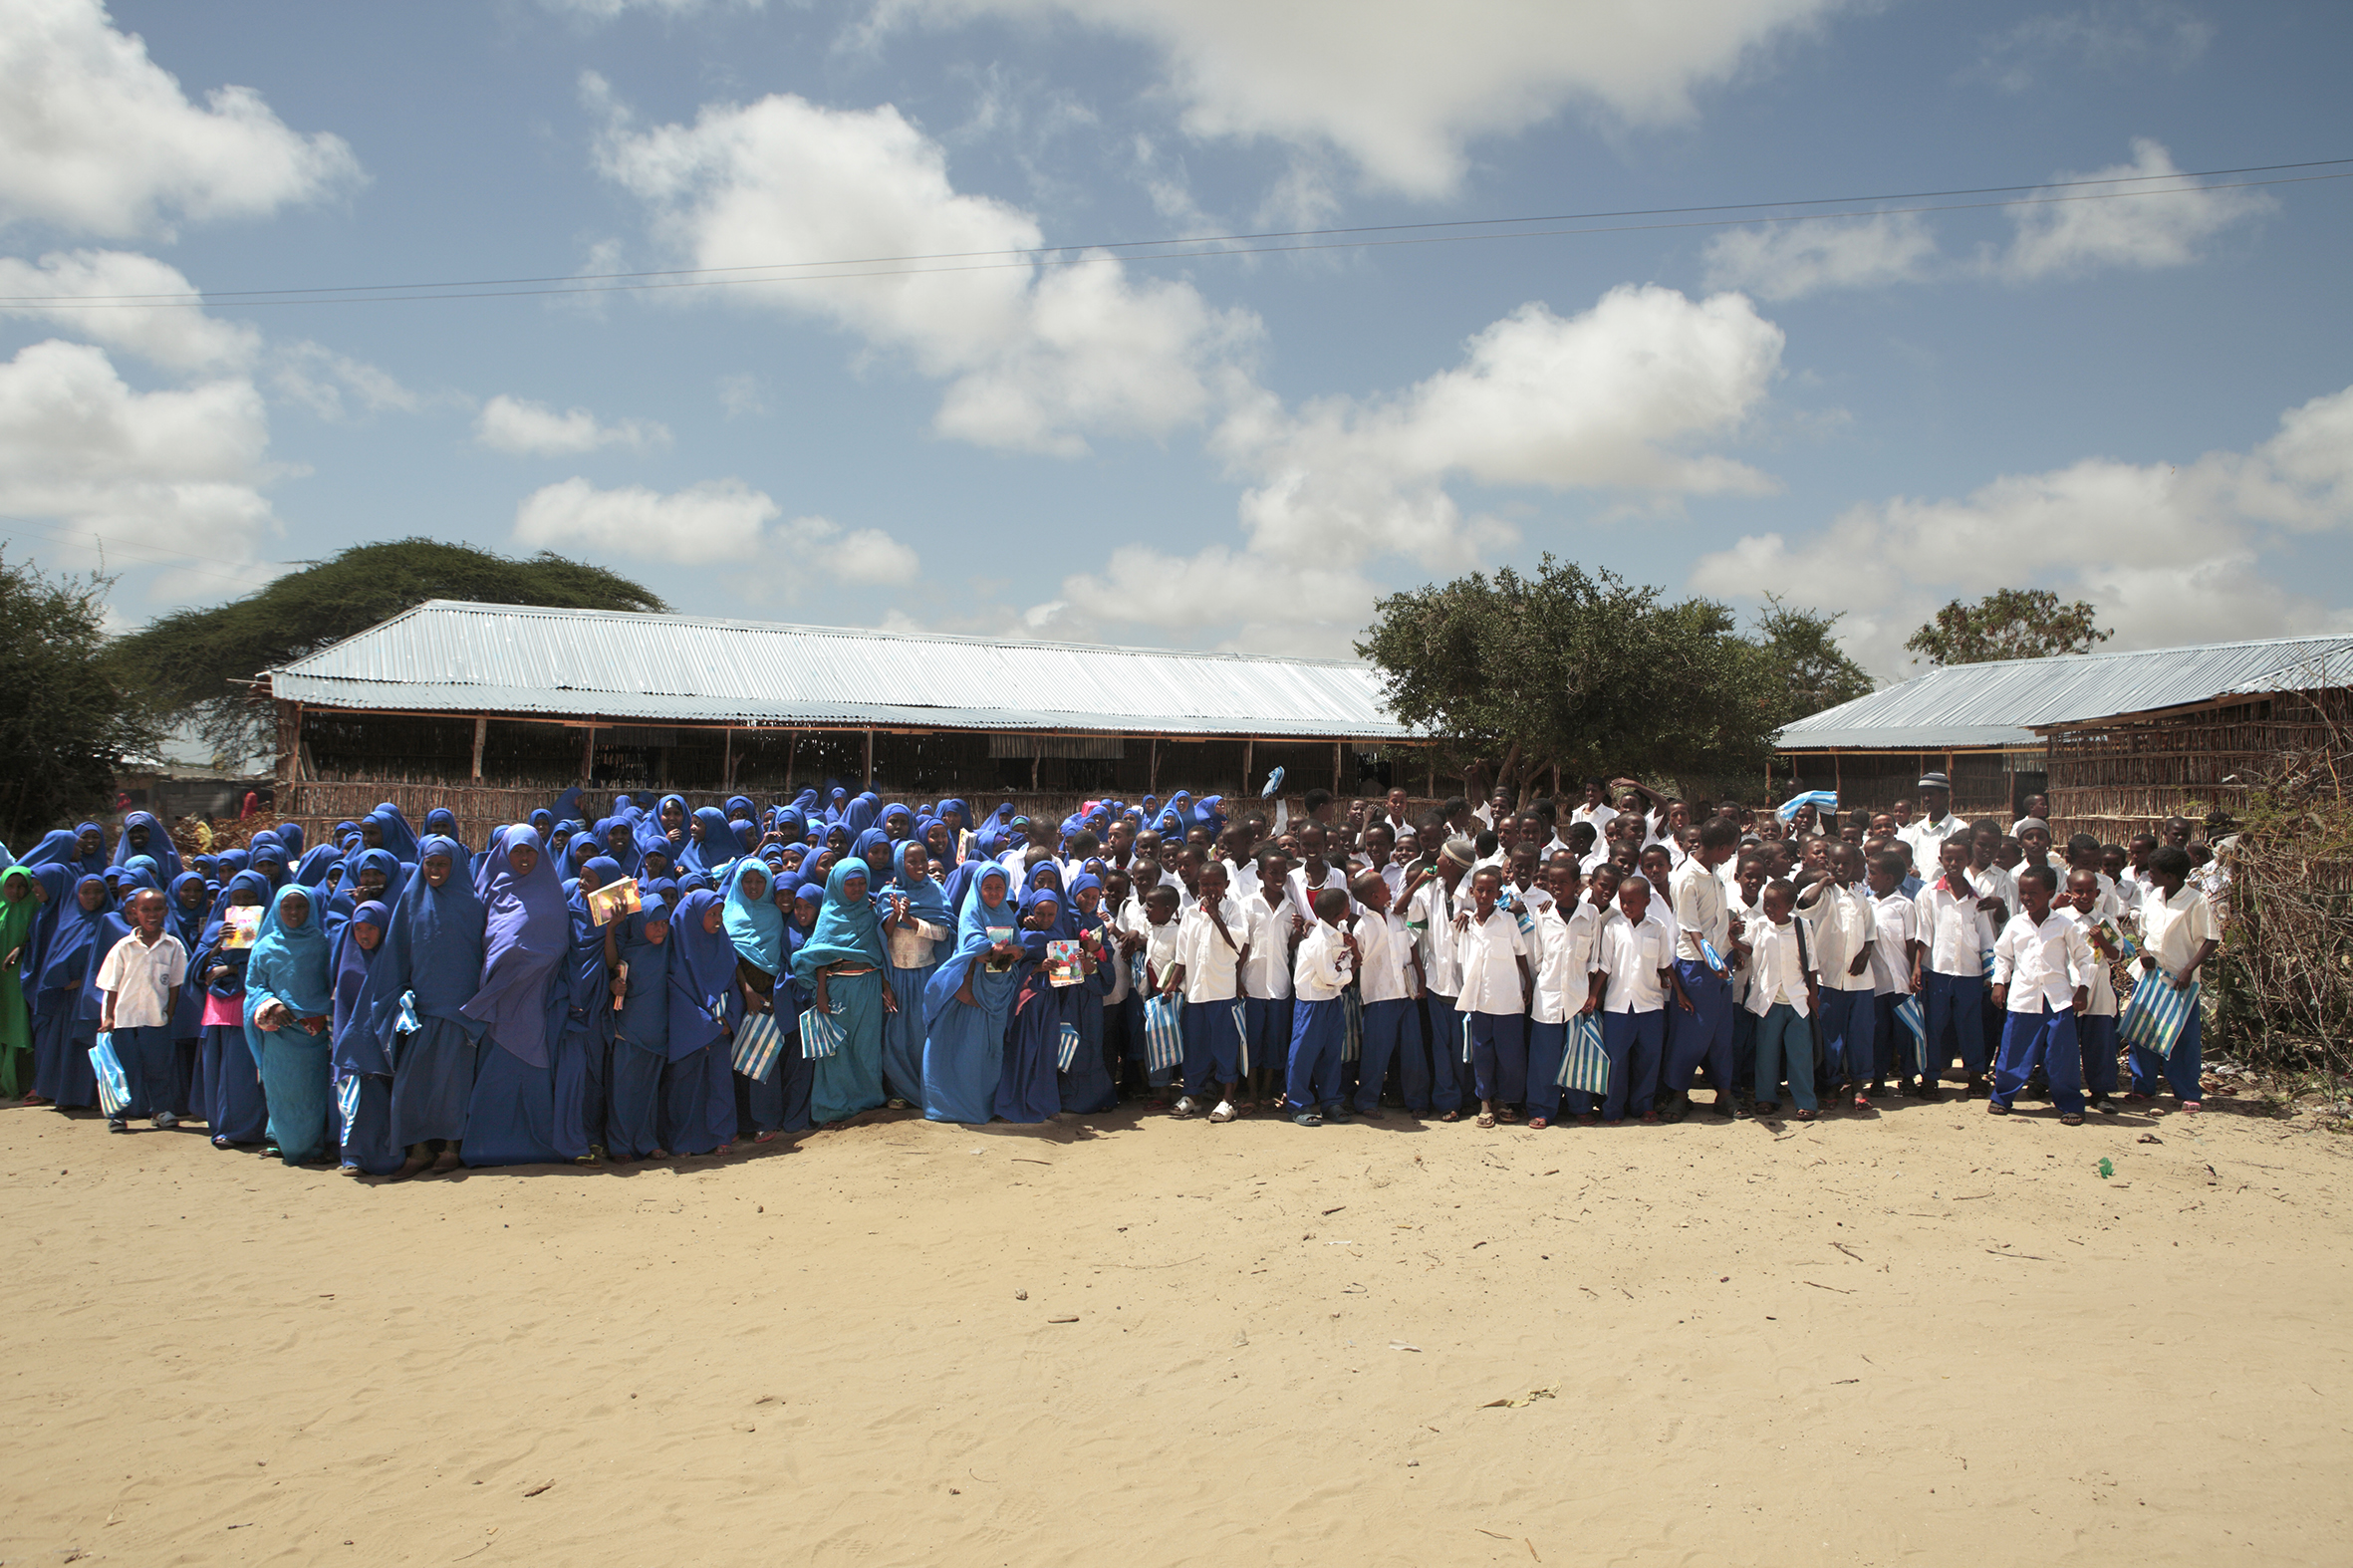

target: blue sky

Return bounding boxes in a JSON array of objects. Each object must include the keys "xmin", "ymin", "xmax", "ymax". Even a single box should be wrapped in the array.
[{"xmin": 3, "ymin": 0, "xmax": 2349, "ymax": 677}]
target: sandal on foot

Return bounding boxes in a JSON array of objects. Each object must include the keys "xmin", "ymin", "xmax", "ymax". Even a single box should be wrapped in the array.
[
  {"xmin": 1496, "ymin": 1107, "xmax": 1518, "ymax": 1124},
  {"xmin": 1528, "ymin": 1116, "xmax": 1548, "ymax": 1131},
  {"xmin": 1439, "ymin": 1110, "xmax": 1459, "ymax": 1123},
  {"xmin": 1475, "ymin": 1112, "xmax": 1497, "ymax": 1129},
  {"xmin": 2060, "ymin": 1112, "xmax": 2084, "ymax": 1126},
  {"xmin": 1987, "ymin": 1101, "xmax": 2010, "ymax": 1116},
  {"xmin": 1793, "ymin": 1108, "xmax": 1817, "ymax": 1121},
  {"xmin": 2181, "ymin": 1100, "xmax": 2201, "ymax": 1114}
]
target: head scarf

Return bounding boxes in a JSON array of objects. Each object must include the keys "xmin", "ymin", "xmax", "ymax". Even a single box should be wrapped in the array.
[
  {"xmin": 166, "ymin": 869, "xmax": 210, "ymax": 950},
  {"xmin": 246, "ymin": 882, "xmax": 334, "ymax": 1025},
  {"xmin": 195, "ymin": 870, "xmax": 272, "ymax": 996},
  {"xmin": 331, "ymin": 901, "xmax": 392, "ymax": 1075},
  {"xmin": 421, "ymin": 807, "xmax": 466, "ymax": 854},
  {"xmin": 611, "ymin": 902, "xmax": 671, "ymax": 1055},
  {"xmin": 21, "ymin": 828, "xmax": 78, "ymax": 870},
  {"xmin": 722, "ymin": 859, "xmax": 784, "ymax": 978},
  {"xmin": 72, "ymin": 823, "xmax": 109, "ymax": 878},
  {"xmin": 840, "ymin": 793, "xmax": 879, "ymax": 837},
  {"xmin": 293, "ymin": 843, "xmax": 341, "ymax": 887},
  {"xmin": 682, "ymin": 806, "xmax": 736, "ymax": 879},
  {"xmin": 111, "ymin": 811, "xmax": 182, "ymax": 881},
  {"xmin": 1014, "ymin": 887, "xmax": 1064, "ymax": 959},
  {"xmin": 37, "ymin": 875, "xmax": 112, "ymax": 995},
  {"xmin": 920, "ymin": 863, "xmax": 1013, "ymax": 1028},
  {"xmin": 664, "ymin": 887, "xmax": 740, "ymax": 1062},
  {"xmin": 595, "ymin": 815, "xmax": 642, "ymax": 879},
  {"xmin": 248, "ymin": 841, "xmax": 289, "ymax": 888},
  {"xmin": 350, "ymin": 847, "xmax": 407, "ymax": 912},
  {"xmin": 458, "ymin": 826, "xmax": 570, "ymax": 1069},
  {"xmin": 0, "ymin": 867, "xmax": 38, "ymax": 986},
  {"xmin": 879, "ymin": 802, "xmax": 915, "ymax": 842},
  {"xmin": 724, "ymin": 795, "xmax": 754, "ymax": 824},
  {"xmin": 852, "ymin": 826, "xmax": 894, "ymax": 882},
  {"xmin": 825, "ymin": 786, "xmax": 849, "ymax": 824},
  {"xmin": 791, "ymin": 857, "xmax": 883, "ymax": 983},
  {"xmin": 884, "ymin": 839, "xmax": 954, "ymax": 928},
  {"xmin": 364, "ymin": 804, "xmax": 420, "ymax": 863}
]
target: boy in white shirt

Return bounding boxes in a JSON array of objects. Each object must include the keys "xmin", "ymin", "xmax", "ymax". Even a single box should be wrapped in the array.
[
  {"xmin": 1862, "ymin": 851, "xmax": 1923, "ymax": 1096},
  {"xmin": 1795, "ymin": 843, "xmax": 1877, "ymax": 1112},
  {"xmin": 1167, "ymin": 860, "xmax": 1248, "ymax": 1123},
  {"xmin": 1403, "ymin": 839, "xmax": 1473, "ymax": 1121},
  {"xmin": 1742, "ymin": 879, "xmax": 1819, "ymax": 1120},
  {"xmin": 2127, "ymin": 845, "xmax": 2221, "ymax": 1112},
  {"xmin": 1913, "ymin": 838, "xmax": 2003, "ymax": 1100},
  {"xmin": 1287, "ymin": 888, "xmax": 1357, "ymax": 1126},
  {"xmin": 1348, "ymin": 871, "xmax": 1420, "ymax": 1119},
  {"xmin": 1118, "ymin": 882, "xmax": 1184, "ymax": 1096},
  {"xmin": 1236, "ymin": 846, "xmax": 1294, "ymax": 1110},
  {"xmin": 1724, "ymin": 851, "xmax": 1770, "ymax": 1093},
  {"xmin": 2060, "ymin": 867, "xmax": 2126, "ymax": 1110},
  {"xmin": 1988, "ymin": 863, "xmax": 2096, "ymax": 1123},
  {"xmin": 1588, "ymin": 875, "xmax": 1684, "ymax": 1125},
  {"xmin": 1526, "ymin": 861, "xmax": 1610, "ymax": 1128},
  {"xmin": 1285, "ymin": 825, "xmax": 1352, "ymax": 929},
  {"xmin": 95, "ymin": 887, "xmax": 189, "ymax": 1133},
  {"xmin": 1665, "ymin": 818, "xmax": 1743, "ymax": 1120},
  {"xmin": 1452, "ymin": 867, "xmax": 1532, "ymax": 1129}
]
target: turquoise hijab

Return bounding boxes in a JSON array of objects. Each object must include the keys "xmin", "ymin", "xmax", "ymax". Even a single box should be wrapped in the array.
[
  {"xmin": 790, "ymin": 857, "xmax": 884, "ymax": 983},
  {"xmin": 721, "ymin": 859, "xmax": 784, "ymax": 976}
]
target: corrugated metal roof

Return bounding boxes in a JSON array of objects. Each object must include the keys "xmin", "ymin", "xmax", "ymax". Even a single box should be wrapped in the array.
[
  {"xmin": 1775, "ymin": 634, "xmax": 2353, "ymax": 750},
  {"xmin": 265, "ymin": 601, "xmax": 1414, "ymax": 740}
]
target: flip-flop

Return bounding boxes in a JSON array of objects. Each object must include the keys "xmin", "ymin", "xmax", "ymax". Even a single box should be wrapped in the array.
[
  {"xmin": 2059, "ymin": 1113, "xmax": 2084, "ymax": 1126},
  {"xmin": 1476, "ymin": 1112, "xmax": 1496, "ymax": 1129}
]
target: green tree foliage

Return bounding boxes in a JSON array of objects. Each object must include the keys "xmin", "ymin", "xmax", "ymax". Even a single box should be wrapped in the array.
[
  {"xmin": 108, "ymin": 537, "xmax": 669, "ymax": 754},
  {"xmin": 1904, "ymin": 588, "xmax": 2111, "ymax": 666},
  {"xmin": 1358, "ymin": 557, "xmax": 1865, "ymax": 805},
  {"xmin": 0, "ymin": 554, "xmax": 160, "ymax": 846}
]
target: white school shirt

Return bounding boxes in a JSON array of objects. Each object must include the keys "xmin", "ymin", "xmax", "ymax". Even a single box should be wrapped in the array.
[
  {"xmin": 1899, "ymin": 813, "xmax": 1964, "ymax": 868},
  {"xmin": 1669, "ymin": 856, "xmax": 1729, "ymax": 965},
  {"xmin": 1121, "ymin": 902, "xmax": 1183, "ymax": 992},
  {"xmin": 1973, "ymin": 862, "xmax": 2018, "ymax": 919},
  {"xmin": 95, "ymin": 931, "xmax": 188, "ymax": 1029},
  {"xmin": 1503, "ymin": 878, "xmax": 1554, "ymax": 916},
  {"xmin": 1866, "ymin": 888, "xmax": 1919, "ymax": 996},
  {"xmin": 2059, "ymin": 904, "xmax": 2121, "ymax": 1017},
  {"xmin": 1723, "ymin": 889, "xmax": 1767, "ymax": 1005},
  {"xmin": 1741, "ymin": 915, "xmax": 1813, "ymax": 1017},
  {"xmin": 1284, "ymin": 864, "xmax": 1352, "ymax": 930},
  {"xmin": 1992, "ymin": 909, "xmax": 2095, "ymax": 1013},
  {"xmin": 2139, "ymin": 884, "xmax": 2220, "ymax": 977},
  {"xmin": 1238, "ymin": 898, "xmax": 1294, "ymax": 1000},
  {"xmin": 1223, "ymin": 857, "xmax": 1260, "ymax": 906},
  {"xmin": 1175, "ymin": 896, "xmax": 1246, "ymax": 1003},
  {"xmin": 1407, "ymin": 876, "xmax": 1462, "ymax": 997},
  {"xmin": 1529, "ymin": 898, "xmax": 1602, "ymax": 1024},
  {"xmin": 1797, "ymin": 879, "xmax": 1877, "ymax": 993},
  {"xmin": 1914, "ymin": 877, "xmax": 1998, "ymax": 977},
  {"xmin": 1354, "ymin": 910, "xmax": 1414, "ymax": 1005},
  {"xmin": 1292, "ymin": 921, "xmax": 1352, "ymax": 1003},
  {"xmin": 1453, "ymin": 908, "xmax": 1528, "ymax": 1016},
  {"xmin": 1593, "ymin": 912, "xmax": 1671, "ymax": 1014},
  {"xmin": 1569, "ymin": 802, "xmax": 1618, "ymax": 837}
]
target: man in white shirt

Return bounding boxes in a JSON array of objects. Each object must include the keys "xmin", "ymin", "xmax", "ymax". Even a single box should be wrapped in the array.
[
  {"xmin": 2059, "ymin": 866, "xmax": 2127, "ymax": 1109},
  {"xmin": 1664, "ymin": 818, "xmax": 1743, "ymax": 1118},
  {"xmin": 2128, "ymin": 845, "xmax": 2221, "ymax": 1111},
  {"xmin": 1988, "ymin": 863, "xmax": 2096, "ymax": 1121},
  {"xmin": 1897, "ymin": 772, "xmax": 1965, "ymax": 872},
  {"xmin": 1236, "ymin": 848, "xmax": 1295, "ymax": 1107},
  {"xmin": 1567, "ymin": 779, "xmax": 1618, "ymax": 838},
  {"xmin": 94, "ymin": 888, "xmax": 188, "ymax": 1132},
  {"xmin": 1912, "ymin": 838, "xmax": 2004, "ymax": 1097},
  {"xmin": 1862, "ymin": 850, "xmax": 1922, "ymax": 1094},
  {"xmin": 1382, "ymin": 787, "xmax": 1417, "ymax": 842},
  {"xmin": 1167, "ymin": 861, "xmax": 1248, "ymax": 1122},
  {"xmin": 1402, "ymin": 839, "xmax": 1473, "ymax": 1120}
]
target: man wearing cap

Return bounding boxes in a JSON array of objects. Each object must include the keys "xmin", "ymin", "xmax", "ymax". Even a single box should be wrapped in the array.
[
  {"xmin": 1898, "ymin": 773, "xmax": 1964, "ymax": 868},
  {"xmin": 1400, "ymin": 837, "xmax": 1474, "ymax": 1121}
]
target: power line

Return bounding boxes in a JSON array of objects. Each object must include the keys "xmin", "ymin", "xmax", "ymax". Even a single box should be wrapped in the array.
[{"xmin": 0, "ymin": 156, "xmax": 2342, "ymax": 311}]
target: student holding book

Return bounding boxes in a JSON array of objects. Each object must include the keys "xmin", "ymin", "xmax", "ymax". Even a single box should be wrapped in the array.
[
  {"xmin": 2126, "ymin": 846, "xmax": 2219, "ymax": 1113},
  {"xmin": 1588, "ymin": 874, "xmax": 1681, "ymax": 1125}
]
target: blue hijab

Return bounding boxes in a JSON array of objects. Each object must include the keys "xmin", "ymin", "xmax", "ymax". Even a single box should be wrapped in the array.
[
  {"xmin": 355, "ymin": 832, "xmax": 488, "ymax": 1060},
  {"xmin": 72, "ymin": 823, "xmax": 109, "ymax": 878},
  {"xmin": 664, "ymin": 887, "xmax": 740, "ymax": 1061},
  {"xmin": 421, "ymin": 807, "xmax": 467, "ymax": 855},
  {"xmin": 111, "ymin": 811, "xmax": 182, "ymax": 881},
  {"xmin": 722, "ymin": 859, "xmax": 784, "ymax": 977},
  {"xmin": 194, "ymin": 870, "xmax": 271, "ymax": 996},
  {"xmin": 350, "ymin": 847, "xmax": 407, "ymax": 912},
  {"xmin": 364, "ymin": 804, "xmax": 420, "ymax": 863},
  {"xmin": 1014, "ymin": 887, "xmax": 1063, "ymax": 960},
  {"xmin": 166, "ymin": 870, "xmax": 210, "ymax": 950},
  {"xmin": 612, "ymin": 902, "xmax": 672, "ymax": 1053},
  {"xmin": 330, "ymin": 901, "xmax": 392, "ymax": 1075},
  {"xmin": 246, "ymin": 882, "xmax": 334, "ymax": 1025},
  {"xmin": 36, "ymin": 875, "xmax": 112, "ymax": 995},
  {"xmin": 682, "ymin": 806, "xmax": 736, "ymax": 879},
  {"xmin": 884, "ymin": 839, "xmax": 954, "ymax": 926},
  {"xmin": 791, "ymin": 858, "xmax": 883, "ymax": 983},
  {"xmin": 920, "ymin": 863, "xmax": 1013, "ymax": 1027},
  {"xmin": 21, "ymin": 828, "xmax": 79, "ymax": 870},
  {"xmin": 461, "ymin": 825, "xmax": 570, "ymax": 1069},
  {"xmin": 596, "ymin": 816, "xmax": 642, "ymax": 879}
]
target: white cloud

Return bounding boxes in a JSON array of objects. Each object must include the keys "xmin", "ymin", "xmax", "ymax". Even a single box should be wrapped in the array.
[
  {"xmin": 1972, "ymin": 2, "xmax": 2212, "ymax": 94},
  {"xmin": 1703, "ymin": 213, "xmax": 1938, "ymax": 301},
  {"xmin": 475, "ymin": 393, "xmax": 670, "ymax": 456},
  {"xmin": 0, "ymin": 337, "xmax": 277, "ymax": 571},
  {"xmin": 596, "ymin": 88, "xmax": 1257, "ymax": 455},
  {"xmin": 542, "ymin": 0, "xmax": 762, "ymax": 17},
  {"xmin": 0, "ymin": 248, "xmax": 259, "ymax": 370},
  {"xmin": 1689, "ymin": 385, "xmax": 2353, "ymax": 673},
  {"xmin": 269, "ymin": 340, "xmax": 422, "ymax": 421},
  {"xmin": 0, "ymin": 0, "xmax": 360, "ymax": 239},
  {"xmin": 513, "ymin": 478, "xmax": 920, "ymax": 587},
  {"xmin": 1999, "ymin": 137, "xmax": 2270, "ymax": 280},
  {"xmin": 1057, "ymin": 284, "xmax": 1785, "ymax": 653},
  {"xmin": 889, "ymin": 0, "xmax": 1852, "ymax": 196},
  {"xmin": 715, "ymin": 371, "xmax": 767, "ymax": 418}
]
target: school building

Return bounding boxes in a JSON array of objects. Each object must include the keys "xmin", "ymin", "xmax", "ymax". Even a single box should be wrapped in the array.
[
  {"xmin": 1773, "ymin": 633, "xmax": 2353, "ymax": 835},
  {"xmin": 257, "ymin": 600, "xmax": 1438, "ymax": 847}
]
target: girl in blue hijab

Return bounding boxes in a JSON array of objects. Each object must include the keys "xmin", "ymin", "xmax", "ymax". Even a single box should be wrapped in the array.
[
  {"xmin": 363, "ymin": 804, "xmax": 419, "ymax": 864},
  {"xmin": 330, "ymin": 901, "xmax": 400, "ymax": 1176},
  {"xmin": 421, "ymin": 807, "xmax": 467, "ymax": 856},
  {"xmin": 30, "ymin": 874, "xmax": 111, "ymax": 1109},
  {"xmin": 878, "ymin": 839, "xmax": 953, "ymax": 1109},
  {"xmin": 997, "ymin": 887, "xmax": 1069, "ymax": 1124},
  {"xmin": 72, "ymin": 823, "xmax": 109, "ymax": 879},
  {"xmin": 920, "ymin": 864, "xmax": 1019, "ymax": 1125},
  {"xmin": 661, "ymin": 886, "xmax": 739, "ymax": 1157},
  {"xmin": 355, "ymin": 833, "xmax": 487, "ymax": 1176},
  {"xmin": 1056, "ymin": 871, "xmax": 1119, "ymax": 1114},
  {"xmin": 190, "ymin": 870, "xmax": 270, "ymax": 1144},
  {"xmin": 112, "ymin": 811, "xmax": 182, "ymax": 882},
  {"xmin": 681, "ymin": 806, "xmax": 736, "ymax": 880},
  {"xmin": 793, "ymin": 858, "xmax": 888, "ymax": 1126},
  {"xmin": 562, "ymin": 856, "xmax": 621, "ymax": 1164},
  {"xmin": 244, "ymin": 884, "xmax": 336, "ymax": 1164},
  {"xmin": 722, "ymin": 861, "xmax": 784, "ymax": 981},
  {"xmin": 604, "ymin": 897, "xmax": 671, "ymax": 1161},
  {"xmin": 460, "ymin": 826, "xmax": 581, "ymax": 1168},
  {"xmin": 843, "ymin": 793, "xmax": 880, "ymax": 838}
]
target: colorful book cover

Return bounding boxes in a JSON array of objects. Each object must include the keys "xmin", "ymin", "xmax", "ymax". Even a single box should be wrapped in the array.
[
  {"xmin": 587, "ymin": 876, "xmax": 642, "ymax": 927},
  {"xmin": 1047, "ymin": 938, "xmax": 1084, "ymax": 986},
  {"xmin": 219, "ymin": 905, "xmax": 261, "ymax": 950}
]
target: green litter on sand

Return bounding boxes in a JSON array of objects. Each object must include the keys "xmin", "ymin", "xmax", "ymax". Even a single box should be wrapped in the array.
[{"xmin": 2097, "ymin": 1157, "xmax": 2114, "ymax": 1179}]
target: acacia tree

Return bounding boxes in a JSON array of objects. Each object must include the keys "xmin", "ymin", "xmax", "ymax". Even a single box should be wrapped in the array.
[
  {"xmin": 108, "ymin": 537, "xmax": 668, "ymax": 756},
  {"xmin": 1751, "ymin": 594, "xmax": 1875, "ymax": 731},
  {"xmin": 0, "ymin": 554, "xmax": 160, "ymax": 845},
  {"xmin": 1358, "ymin": 557, "xmax": 1814, "ymax": 807},
  {"xmin": 1905, "ymin": 588, "xmax": 2110, "ymax": 665}
]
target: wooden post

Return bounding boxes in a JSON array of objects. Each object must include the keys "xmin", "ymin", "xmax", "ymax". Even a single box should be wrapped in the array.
[
  {"xmin": 470, "ymin": 716, "xmax": 487, "ymax": 782},
  {"xmin": 864, "ymin": 727, "xmax": 875, "ymax": 790},
  {"xmin": 580, "ymin": 724, "xmax": 595, "ymax": 784},
  {"xmin": 722, "ymin": 727, "xmax": 734, "ymax": 790},
  {"xmin": 1426, "ymin": 749, "xmax": 1435, "ymax": 801},
  {"xmin": 784, "ymin": 731, "xmax": 798, "ymax": 792},
  {"xmin": 1333, "ymin": 740, "xmax": 1344, "ymax": 793},
  {"xmin": 274, "ymin": 699, "xmax": 303, "ymax": 789},
  {"xmin": 1833, "ymin": 749, "xmax": 1842, "ymax": 806},
  {"xmin": 1242, "ymin": 736, "xmax": 1254, "ymax": 795},
  {"xmin": 1149, "ymin": 737, "xmax": 1160, "ymax": 794}
]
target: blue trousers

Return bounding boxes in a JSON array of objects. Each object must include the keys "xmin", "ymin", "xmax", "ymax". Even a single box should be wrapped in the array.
[
  {"xmin": 1466, "ymin": 1010, "xmax": 1526, "ymax": 1105},
  {"xmin": 1731, "ymin": 1004, "xmax": 1756, "ymax": 1090},
  {"xmin": 1399, "ymin": 993, "xmax": 1460, "ymax": 1115},
  {"xmin": 1525, "ymin": 1019, "xmax": 1567, "ymax": 1119},
  {"xmin": 1871, "ymin": 993, "xmax": 1905, "ymax": 1082},
  {"xmin": 1181, "ymin": 994, "xmax": 1242, "ymax": 1095},
  {"xmin": 1922, "ymin": 970, "xmax": 1987, "ymax": 1080},
  {"xmin": 1286, "ymin": 997, "xmax": 1346, "ymax": 1112},
  {"xmin": 1816, "ymin": 988, "xmax": 1875, "ymax": 1088},
  {"xmin": 112, "ymin": 1024, "xmax": 176, "ymax": 1121},
  {"xmin": 1354, "ymin": 997, "xmax": 1413, "ymax": 1113},
  {"xmin": 1666, "ymin": 960, "xmax": 1734, "ymax": 1100},
  {"xmin": 1598, "ymin": 1009, "xmax": 1664, "ymax": 1122},
  {"xmin": 2078, "ymin": 1012, "xmax": 2119, "ymax": 1097},
  {"xmin": 1994, "ymin": 1002, "xmax": 2084, "ymax": 1115},
  {"xmin": 2128, "ymin": 1003, "xmax": 2204, "ymax": 1102},
  {"xmin": 1752, "ymin": 1002, "xmax": 1816, "ymax": 1111},
  {"xmin": 1239, "ymin": 995, "xmax": 1283, "ymax": 1078}
]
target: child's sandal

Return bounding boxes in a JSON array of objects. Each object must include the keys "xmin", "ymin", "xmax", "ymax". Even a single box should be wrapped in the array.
[{"xmin": 1475, "ymin": 1111, "xmax": 1496, "ymax": 1129}]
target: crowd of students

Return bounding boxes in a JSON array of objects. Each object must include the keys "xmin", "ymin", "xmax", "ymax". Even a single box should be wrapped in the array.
[{"xmin": 0, "ymin": 770, "xmax": 2228, "ymax": 1176}]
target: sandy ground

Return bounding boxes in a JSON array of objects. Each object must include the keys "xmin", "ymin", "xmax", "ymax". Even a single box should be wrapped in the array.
[{"xmin": 2, "ymin": 1091, "xmax": 2347, "ymax": 1568}]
